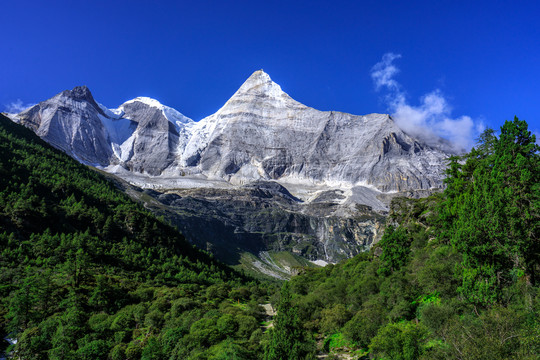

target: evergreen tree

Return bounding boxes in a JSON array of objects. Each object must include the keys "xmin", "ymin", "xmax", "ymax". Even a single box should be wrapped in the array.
[
  {"xmin": 377, "ymin": 225, "xmax": 410, "ymax": 276},
  {"xmin": 0, "ymin": 113, "xmax": 265, "ymax": 359},
  {"xmin": 441, "ymin": 117, "xmax": 539, "ymax": 305},
  {"xmin": 265, "ymin": 282, "xmax": 314, "ymax": 360}
]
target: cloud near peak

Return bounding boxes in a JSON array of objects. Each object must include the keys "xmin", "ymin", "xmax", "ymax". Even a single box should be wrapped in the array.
[
  {"xmin": 371, "ymin": 53, "xmax": 402, "ymax": 91},
  {"xmin": 371, "ymin": 53, "xmax": 483, "ymax": 152},
  {"xmin": 4, "ymin": 99, "xmax": 34, "ymax": 114}
]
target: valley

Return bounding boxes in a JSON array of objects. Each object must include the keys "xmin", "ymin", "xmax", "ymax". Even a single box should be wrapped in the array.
[
  {"xmin": 110, "ymin": 175, "xmax": 388, "ymax": 278},
  {"xmin": 2, "ymin": 2, "xmax": 538, "ymax": 358},
  {"xmin": 6, "ymin": 70, "xmax": 452, "ymax": 277},
  {"xmin": 1, "ymin": 104, "xmax": 538, "ymax": 359}
]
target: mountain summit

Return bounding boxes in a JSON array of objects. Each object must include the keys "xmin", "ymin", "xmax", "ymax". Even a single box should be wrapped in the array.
[
  {"xmin": 234, "ymin": 70, "xmax": 293, "ymax": 99},
  {"xmin": 14, "ymin": 85, "xmax": 113, "ymax": 165},
  {"xmin": 11, "ymin": 71, "xmax": 453, "ymax": 192},
  {"xmin": 181, "ymin": 71, "xmax": 451, "ymax": 191},
  {"xmin": 8, "ymin": 72, "xmax": 455, "ymax": 269}
]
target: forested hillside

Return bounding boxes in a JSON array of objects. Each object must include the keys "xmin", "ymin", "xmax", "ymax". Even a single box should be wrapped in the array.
[
  {"xmin": 258, "ymin": 118, "xmax": 540, "ymax": 360},
  {"xmin": 274, "ymin": 117, "xmax": 539, "ymax": 359},
  {"xmin": 1, "ymin": 113, "xmax": 538, "ymax": 360},
  {"xmin": 0, "ymin": 114, "xmax": 273, "ymax": 359}
]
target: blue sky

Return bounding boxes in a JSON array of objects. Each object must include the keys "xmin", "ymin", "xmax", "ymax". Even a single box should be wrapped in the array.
[{"xmin": 2, "ymin": 0, "xmax": 539, "ymax": 148}]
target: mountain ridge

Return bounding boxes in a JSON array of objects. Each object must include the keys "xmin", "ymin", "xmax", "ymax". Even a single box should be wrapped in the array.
[
  {"xmin": 8, "ymin": 70, "xmax": 453, "ymax": 194},
  {"xmin": 4, "ymin": 71, "xmax": 456, "ymax": 274}
]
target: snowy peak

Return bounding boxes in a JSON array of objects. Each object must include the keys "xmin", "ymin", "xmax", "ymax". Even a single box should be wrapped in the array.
[
  {"xmin": 239, "ymin": 69, "xmax": 274, "ymax": 90},
  {"xmin": 123, "ymin": 96, "xmax": 164, "ymax": 109},
  {"xmin": 12, "ymin": 86, "xmax": 197, "ymax": 174},
  {"xmin": 180, "ymin": 71, "xmax": 452, "ymax": 192},
  {"xmin": 232, "ymin": 70, "xmax": 291, "ymax": 101},
  {"xmin": 120, "ymin": 97, "xmax": 193, "ymax": 126},
  {"xmin": 208, "ymin": 70, "xmax": 308, "ymax": 122},
  {"xmin": 12, "ymin": 85, "xmax": 114, "ymax": 166},
  {"xmin": 10, "ymin": 74, "xmax": 453, "ymax": 192},
  {"xmin": 58, "ymin": 85, "xmax": 105, "ymax": 115}
]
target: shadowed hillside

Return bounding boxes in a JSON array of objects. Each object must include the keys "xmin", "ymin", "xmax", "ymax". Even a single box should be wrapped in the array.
[{"xmin": 0, "ymin": 113, "xmax": 274, "ymax": 359}]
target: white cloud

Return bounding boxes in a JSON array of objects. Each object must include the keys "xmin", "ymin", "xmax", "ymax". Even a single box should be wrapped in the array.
[
  {"xmin": 4, "ymin": 99, "xmax": 34, "ymax": 114},
  {"xmin": 371, "ymin": 53, "xmax": 402, "ymax": 91},
  {"xmin": 371, "ymin": 53, "xmax": 483, "ymax": 152}
]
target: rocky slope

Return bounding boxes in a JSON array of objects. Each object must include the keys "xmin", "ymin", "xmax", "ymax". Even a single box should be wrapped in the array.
[
  {"xmin": 7, "ymin": 71, "xmax": 453, "ymax": 277},
  {"xmin": 11, "ymin": 70, "xmax": 451, "ymax": 193},
  {"xmin": 13, "ymin": 85, "xmax": 116, "ymax": 165},
  {"xmin": 181, "ymin": 70, "xmax": 449, "ymax": 192},
  {"xmin": 12, "ymin": 88, "xmax": 195, "ymax": 173},
  {"xmin": 110, "ymin": 177, "xmax": 386, "ymax": 279}
]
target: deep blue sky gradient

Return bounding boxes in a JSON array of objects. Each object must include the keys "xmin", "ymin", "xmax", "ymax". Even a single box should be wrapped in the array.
[{"xmin": 2, "ymin": 0, "xmax": 539, "ymax": 140}]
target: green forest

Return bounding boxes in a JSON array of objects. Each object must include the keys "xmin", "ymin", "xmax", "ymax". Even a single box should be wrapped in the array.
[
  {"xmin": 0, "ymin": 114, "xmax": 275, "ymax": 359},
  {"xmin": 0, "ymin": 113, "xmax": 538, "ymax": 359},
  {"xmin": 280, "ymin": 117, "xmax": 539, "ymax": 359}
]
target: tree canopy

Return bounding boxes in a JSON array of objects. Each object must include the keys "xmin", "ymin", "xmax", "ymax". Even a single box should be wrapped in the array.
[
  {"xmin": 0, "ymin": 114, "xmax": 273, "ymax": 359},
  {"xmin": 1, "ymin": 113, "xmax": 538, "ymax": 359},
  {"xmin": 441, "ymin": 116, "xmax": 539, "ymax": 305}
]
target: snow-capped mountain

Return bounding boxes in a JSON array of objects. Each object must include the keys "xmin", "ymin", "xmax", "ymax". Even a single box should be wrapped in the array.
[
  {"xmin": 7, "ymin": 71, "xmax": 457, "ymax": 273},
  {"xmin": 13, "ymin": 87, "xmax": 196, "ymax": 175},
  {"xmin": 10, "ymin": 70, "xmax": 452, "ymax": 193},
  {"xmin": 12, "ymin": 86, "xmax": 116, "ymax": 166},
  {"xmin": 112, "ymin": 97, "xmax": 195, "ymax": 175},
  {"xmin": 181, "ymin": 70, "xmax": 450, "ymax": 192}
]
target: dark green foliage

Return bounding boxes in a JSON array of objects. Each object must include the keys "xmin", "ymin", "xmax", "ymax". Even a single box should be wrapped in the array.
[
  {"xmin": 369, "ymin": 321, "xmax": 428, "ymax": 360},
  {"xmin": 440, "ymin": 117, "xmax": 539, "ymax": 305},
  {"xmin": 378, "ymin": 225, "xmax": 410, "ymax": 276},
  {"xmin": 342, "ymin": 299, "xmax": 385, "ymax": 349},
  {"xmin": 286, "ymin": 118, "xmax": 538, "ymax": 359},
  {"xmin": 265, "ymin": 282, "xmax": 315, "ymax": 360},
  {"xmin": 0, "ymin": 114, "xmax": 270, "ymax": 359},
  {"xmin": 1, "ymin": 113, "xmax": 538, "ymax": 359}
]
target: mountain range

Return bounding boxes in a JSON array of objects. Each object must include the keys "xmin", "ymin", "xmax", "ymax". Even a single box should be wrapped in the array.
[
  {"xmin": 6, "ymin": 70, "xmax": 454, "ymax": 276},
  {"xmin": 10, "ymin": 70, "xmax": 452, "ymax": 192}
]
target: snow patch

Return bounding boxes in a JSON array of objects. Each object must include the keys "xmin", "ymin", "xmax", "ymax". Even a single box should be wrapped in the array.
[
  {"xmin": 97, "ymin": 103, "xmax": 122, "ymax": 119},
  {"xmin": 122, "ymin": 97, "xmax": 194, "ymax": 129},
  {"xmin": 98, "ymin": 114, "xmax": 136, "ymax": 162},
  {"xmin": 3, "ymin": 113, "xmax": 20, "ymax": 122},
  {"xmin": 236, "ymin": 70, "xmax": 286, "ymax": 99},
  {"xmin": 310, "ymin": 259, "xmax": 330, "ymax": 267},
  {"xmin": 98, "ymin": 114, "xmax": 134, "ymax": 144},
  {"xmin": 162, "ymin": 106, "xmax": 193, "ymax": 126},
  {"xmin": 123, "ymin": 96, "xmax": 164, "ymax": 109}
]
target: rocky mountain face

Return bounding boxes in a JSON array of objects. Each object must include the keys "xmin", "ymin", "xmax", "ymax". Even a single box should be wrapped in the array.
[
  {"xmin": 13, "ymin": 89, "xmax": 195, "ymax": 175},
  {"xmin": 117, "ymin": 98, "xmax": 193, "ymax": 175},
  {"xmin": 14, "ymin": 86, "xmax": 116, "ymax": 165},
  {"xmin": 12, "ymin": 70, "xmax": 451, "ymax": 192},
  {"xmin": 181, "ymin": 71, "xmax": 448, "ymax": 192},
  {"xmin": 113, "ymin": 178, "xmax": 386, "ymax": 279},
  {"xmin": 8, "ymin": 71, "xmax": 453, "ymax": 277}
]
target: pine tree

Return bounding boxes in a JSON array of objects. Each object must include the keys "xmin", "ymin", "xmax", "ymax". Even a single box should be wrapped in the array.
[
  {"xmin": 265, "ymin": 282, "xmax": 314, "ymax": 360},
  {"xmin": 493, "ymin": 117, "xmax": 539, "ymax": 283},
  {"xmin": 441, "ymin": 117, "xmax": 539, "ymax": 305},
  {"xmin": 377, "ymin": 225, "xmax": 411, "ymax": 276}
]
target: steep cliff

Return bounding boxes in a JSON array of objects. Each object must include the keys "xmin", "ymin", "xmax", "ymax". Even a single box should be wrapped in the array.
[
  {"xmin": 182, "ymin": 70, "xmax": 450, "ymax": 192},
  {"xmin": 8, "ymin": 71, "xmax": 454, "ymax": 277}
]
